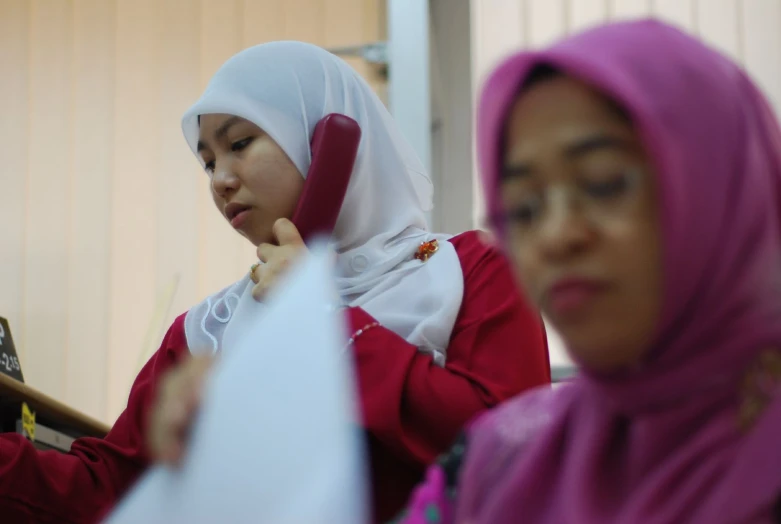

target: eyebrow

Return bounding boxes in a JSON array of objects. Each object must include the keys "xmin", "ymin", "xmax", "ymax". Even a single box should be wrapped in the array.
[
  {"xmin": 196, "ymin": 116, "xmax": 244, "ymax": 153},
  {"xmin": 501, "ymin": 134, "xmax": 631, "ymax": 181},
  {"xmin": 564, "ymin": 134, "xmax": 629, "ymax": 158}
]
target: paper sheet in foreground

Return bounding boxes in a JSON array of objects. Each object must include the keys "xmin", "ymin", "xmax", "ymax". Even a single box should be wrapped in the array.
[{"xmin": 104, "ymin": 246, "xmax": 369, "ymax": 524}]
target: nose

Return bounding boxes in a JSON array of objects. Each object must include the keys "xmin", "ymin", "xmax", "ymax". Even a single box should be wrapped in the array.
[
  {"xmin": 211, "ymin": 162, "xmax": 240, "ymax": 199},
  {"xmin": 537, "ymin": 188, "xmax": 595, "ymax": 260}
]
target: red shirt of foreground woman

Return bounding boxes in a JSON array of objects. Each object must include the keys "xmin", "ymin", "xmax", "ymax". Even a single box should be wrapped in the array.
[
  {"xmin": 0, "ymin": 42, "xmax": 549, "ymax": 523},
  {"xmin": 396, "ymin": 19, "xmax": 781, "ymax": 524}
]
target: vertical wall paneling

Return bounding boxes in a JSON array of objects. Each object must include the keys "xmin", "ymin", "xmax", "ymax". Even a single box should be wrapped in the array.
[
  {"xmin": 651, "ymin": 0, "xmax": 695, "ymax": 31},
  {"xmin": 157, "ymin": 0, "xmax": 202, "ymax": 334},
  {"xmin": 325, "ymin": 0, "xmax": 368, "ymax": 79},
  {"xmin": 107, "ymin": 0, "xmax": 163, "ymax": 419},
  {"xmin": 528, "ymin": 0, "xmax": 567, "ymax": 48},
  {"xmin": 609, "ymin": 0, "xmax": 651, "ymax": 19},
  {"xmin": 695, "ymin": 0, "xmax": 740, "ymax": 61},
  {"xmin": 285, "ymin": 0, "xmax": 326, "ymax": 43},
  {"xmin": 0, "ymin": 1, "xmax": 30, "ymax": 368},
  {"xmin": 470, "ymin": 0, "xmax": 526, "ymax": 226},
  {"xmin": 741, "ymin": 0, "xmax": 781, "ymax": 117},
  {"xmin": 243, "ymin": 0, "xmax": 287, "ymax": 46},
  {"xmin": 67, "ymin": 0, "xmax": 114, "ymax": 420},
  {"xmin": 569, "ymin": 0, "xmax": 609, "ymax": 33},
  {"xmin": 24, "ymin": 0, "xmax": 72, "ymax": 399},
  {"xmin": 471, "ymin": 0, "xmax": 525, "ymax": 85}
]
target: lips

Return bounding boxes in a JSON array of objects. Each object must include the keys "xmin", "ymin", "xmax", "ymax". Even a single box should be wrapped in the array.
[
  {"xmin": 224, "ymin": 203, "xmax": 252, "ymax": 228},
  {"xmin": 545, "ymin": 277, "xmax": 608, "ymax": 317}
]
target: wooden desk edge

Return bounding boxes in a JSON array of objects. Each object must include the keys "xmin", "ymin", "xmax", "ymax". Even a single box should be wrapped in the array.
[{"xmin": 0, "ymin": 373, "xmax": 111, "ymax": 438}]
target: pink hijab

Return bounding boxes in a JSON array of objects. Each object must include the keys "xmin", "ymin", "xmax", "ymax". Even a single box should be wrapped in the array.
[{"xmin": 466, "ymin": 19, "xmax": 781, "ymax": 523}]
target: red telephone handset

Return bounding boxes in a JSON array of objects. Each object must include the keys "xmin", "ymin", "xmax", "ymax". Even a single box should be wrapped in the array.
[{"xmin": 291, "ymin": 114, "xmax": 362, "ymax": 243}]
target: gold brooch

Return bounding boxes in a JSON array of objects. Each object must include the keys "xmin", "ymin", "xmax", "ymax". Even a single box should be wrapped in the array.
[{"xmin": 414, "ymin": 240, "xmax": 439, "ymax": 262}]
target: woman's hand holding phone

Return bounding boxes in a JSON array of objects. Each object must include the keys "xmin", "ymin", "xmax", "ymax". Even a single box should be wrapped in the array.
[{"xmin": 251, "ymin": 218, "xmax": 309, "ymax": 301}]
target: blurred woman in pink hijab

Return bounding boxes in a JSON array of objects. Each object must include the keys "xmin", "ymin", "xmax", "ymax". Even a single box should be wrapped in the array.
[{"xmin": 394, "ymin": 19, "xmax": 781, "ymax": 524}]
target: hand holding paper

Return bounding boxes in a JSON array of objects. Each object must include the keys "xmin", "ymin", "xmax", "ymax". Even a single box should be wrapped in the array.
[{"xmin": 105, "ymin": 243, "xmax": 369, "ymax": 524}]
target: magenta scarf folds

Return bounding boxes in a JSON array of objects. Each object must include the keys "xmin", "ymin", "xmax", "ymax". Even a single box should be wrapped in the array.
[{"xmin": 467, "ymin": 19, "xmax": 781, "ymax": 523}]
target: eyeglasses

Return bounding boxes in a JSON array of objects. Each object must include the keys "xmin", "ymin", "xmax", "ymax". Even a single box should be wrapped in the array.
[{"xmin": 492, "ymin": 167, "xmax": 647, "ymax": 235}]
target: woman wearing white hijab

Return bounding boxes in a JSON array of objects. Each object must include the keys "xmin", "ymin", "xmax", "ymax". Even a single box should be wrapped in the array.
[{"xmin": 0, "ymin": 42, "xmax": 549, "ymax": 523}]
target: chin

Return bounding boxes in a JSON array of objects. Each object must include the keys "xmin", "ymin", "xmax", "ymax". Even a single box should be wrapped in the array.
[
  {"xmin": 244, "ymin": 233, "xmax": 262, "ymax": 247},
  {"xmin": 559, "ymin": 327, "xmax": 643, "ymax": 375},
  {"xmin": 245, "ymin": 230, "xmax": 273, "ymax": 247}
]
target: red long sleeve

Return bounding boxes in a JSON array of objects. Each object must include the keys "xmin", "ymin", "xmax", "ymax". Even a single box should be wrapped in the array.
[
  {"xmin": 348, "ymin": 230, "xmax": 550, "ymax": 521},
  {"xmin": 0, "ymin": 315, "xmax": 189, "ymax": 523}
]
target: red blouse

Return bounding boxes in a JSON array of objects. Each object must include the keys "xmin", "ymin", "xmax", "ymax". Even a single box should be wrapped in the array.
[{"xmin": 0, "ymin": 230, "xmax": 550, "ymax": 523}]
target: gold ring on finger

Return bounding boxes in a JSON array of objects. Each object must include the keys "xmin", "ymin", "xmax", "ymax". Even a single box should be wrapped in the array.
[{"xmin": 249, "ymin": 262, "xmax": 260, "ymax": 284}]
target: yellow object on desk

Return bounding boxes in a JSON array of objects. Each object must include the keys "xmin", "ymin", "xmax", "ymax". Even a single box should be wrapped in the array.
[
  {"xmin": 0, "ymin": 373, "xmax": 109, "ymax": 438},
  {"xmin": 21, "ymin": 402, "xmax": 35, "ymax": 441}
]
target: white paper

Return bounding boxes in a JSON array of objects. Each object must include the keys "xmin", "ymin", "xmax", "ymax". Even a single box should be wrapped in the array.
[{"xmin": 105, "ymin": 244, "xmax": 369, "ymax": 524}]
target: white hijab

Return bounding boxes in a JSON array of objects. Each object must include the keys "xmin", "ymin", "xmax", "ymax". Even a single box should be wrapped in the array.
[{"xmin": 181, "ymin": 41, "xmax": 464, "ymax": 365}]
